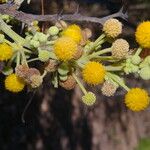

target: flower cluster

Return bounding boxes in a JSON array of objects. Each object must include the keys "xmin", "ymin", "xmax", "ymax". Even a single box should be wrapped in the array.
[{"xmin": 0, "ymin": 14, "xmax": 150, "ymax": 112}]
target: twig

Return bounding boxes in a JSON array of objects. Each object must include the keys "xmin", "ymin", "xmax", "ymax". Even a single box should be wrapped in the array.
[{"xmin": 0, "ymin": 3, "xmax": 128, "ymax": 25}]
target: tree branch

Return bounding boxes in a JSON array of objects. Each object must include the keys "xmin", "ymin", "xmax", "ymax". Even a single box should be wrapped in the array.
[{"xmin": 0, "ymin": 4, "xmax": 128, "ymax": 25}]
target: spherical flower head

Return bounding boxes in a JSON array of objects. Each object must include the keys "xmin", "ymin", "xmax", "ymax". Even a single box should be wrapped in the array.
[
  {"xmin": 0, "ymin": 43, "xmax": 13, "ymax": 61},
  {"xmin": 5, "ymin": 74, "xmax": 25, "ymax": 93},
  {"xmin": 82, "ymin": 61, "xmax": 106, "ymax": 85},
  {"xmin": 135, "ymin": 21, "xmax": 150, "ymax": 48},
  {"xmin": 112, "ymin": 39, "xmax": 129, "ymax": 59},
  {"xmin": 45, "ymin": 59, "xmax": 58, "ymax": 72},
  {"xmin": 101, "ymin": 81, "xmax": 118, "ymax": 97},
  {"xmin": 48, "ymin": 26, "xmax": 59, "ymax": 36},
  {"xmin": 38, "ymin": 50, "xmax": 51, "ymax": 62},
  {"xmin": 103, "ymin": 19, "xmax": 122, "ymax": 38},
  {"xmin": 82, "ymin": 92, "xmax": 96, "ymax": 106},
  {"xmin": 54, "ymin": 37, "xmax": 78, "ymax": 61},
  {"xmin": 30, "ymin": 75, "xmax": 43, "ymax": 88},
  {"xmin": 59, "ymin": 75, "xmax": 76, "ymax": 90},
  {"xmin": 125, "ymin": 88, "xmax": 150, "ymax": 111},
  {"xmin": 139, "ymin": 66, "xmax": 150, "ymax": 80},
  {"xmin": 62, "ymin": 24, "xmax": 82, "ymax": 43},
  {"xmin": 24, "ymin": 68, "xmax": 41, "ymax": 83},
  {"xmin": 15, "ymin": 65, "xmax": 29, "ymax": 78},
  {"xmin": 73, "ymin": 46, "xmax": 83, "ymax": 60}
]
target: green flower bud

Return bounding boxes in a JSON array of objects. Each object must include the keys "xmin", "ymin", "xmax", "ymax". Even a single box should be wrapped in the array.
[
  {"xmin": 145, "ymin": 56, "xmax": 150, "ymax": 65},
  {"xmin": 126, "ymin": 58, "xmax": 131, "ymax": 63},
  {"xmin": 139, "ymin": 66, "xmax": 150, "ymax": 80},
  {"xmin": 33, "ymin": 32, "xmax": 48, "ymax": 43},
  {"xmin": 0, "ymin": 34, "xmax": 5, "ymax": 43},
  {"xmin": 25, "ymin": 35, "xmax": 32, "ymax": 42},
  {"xmin": 131, "ymin": 55, "xmax": 141, "ymax": 65},
  {"xmin": 30, "ymin": 40, "xmax": 40, "ymax": 48},
  {"xmin": 124, "ymin": 67, "xmax": 129, "ymax": 74},
  {"xmin": 48, "ymin": 26, "xmax": 59, "ymax": 36},
  {"xmin": 38, "ymin": 50, "xmax": 51, "ymax": 62},
  {"xmin": 140, "ymin": 56, "xmax": 150, "ymax": 68},
  {"xmin": 131, "ymin": 65, "xmax": 139, "ymax": 73},
  {"xmin": 82, "ymin": 92, "xmax": 96, "ymax": 106},
  {"xmin": 38, "ymin": 33, "xmax": 48, "ymax": 43},
  {"xmin": 33, "ymin": 33, "xmax": 40, "ymax": 41}
]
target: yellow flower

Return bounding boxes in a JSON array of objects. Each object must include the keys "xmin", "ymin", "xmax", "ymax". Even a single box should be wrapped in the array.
[
  {"xmin": 62, "ymin": 24, "xmax": 82, "ymax": 43},
  {"xmin": 125, "ymin": 88, "xmax": 150, "ymax": 111},
  {"xmin": 54, "ymin": 37, "xmax": 78, "ymax": 61},
  {"xmin": 0, "ymin": 43, "xmax": 13, "ymax": 61},
  {"xmin": 82, "ymin": 61, "xmax": 106, "ymax": 85},
  {"xmin": 5, "ymin": 74, "xmax": 25, "ymax": 93},
  {"xmin": 103, "ymin": 19, "xmax": 122, "ymax": 38},
  {"xmin": 135, "ymin": 21, "xmax": 150, "ymax": 48}
]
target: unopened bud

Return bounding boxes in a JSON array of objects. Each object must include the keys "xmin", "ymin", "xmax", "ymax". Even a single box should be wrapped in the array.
[{"xmin": 59, "ymin": 75, "xmax": 76, "ymax": 90}]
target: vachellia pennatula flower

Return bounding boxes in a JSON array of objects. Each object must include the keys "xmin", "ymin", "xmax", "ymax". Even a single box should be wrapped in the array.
[
  {"xmin": 111, "ymin": 39, "xmax": 129, "ymax": 59},
  {"xmin": 54, "ymin": 37, "xmax": 78, "ymax": 61},
  {"xmin": 48, "ymin": 26, "xmax": 59, "ymax": 36},
  {"xmin": 125, "ymin": 88, "xmax": 150, "ymax": 111},
  {"xmin": 5, "ymin": 74, "xmax": 25, "ymax": 93},
  {"xmin": 62, "ymin": 24, "xmax": 82, "ymax": 43},
  {"xmin": 38, "ymin": 50, "xmax": 51, "ymax": 62},
  {"xmin": 82, "ymin": 92, "xmax": 96, "ymax": 106},
  {"xmin": 59, "ymin": 75, "xmax": 76, "ymax": 90},
  {"xmin": 30, "ymin": 74, "xmax": 43, "ymax": 88},
  {"xmin": 101, "ymin": 81, "xmax": 118, "ymax": 97},
  {"xmin": 82, "ymin": 61, "xmax": 106, "ymax": 85},
  {"xmin": 45, "ymin": 60, "xmax": 58, "ymax": 72},
  {"xmin": 103, "ymin": 18, "xmax": 122, "ymax": 38},
  {"xmin": 139, "ymin": 66, "xmax": 150, "ymax": 80},
  {"xmin": 135, "ymin": 21, "xmax": 150, "ymax": 48},
  {"xmin": 0, "ymin": 43, "xmax": 13, "ymax": 61}
]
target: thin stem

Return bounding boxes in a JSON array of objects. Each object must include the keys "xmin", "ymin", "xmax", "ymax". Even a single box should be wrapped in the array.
[
  {"xmin": 27, "ymin": 58, "xmax": 39, "ymax": 63},
  {"xmin": 23, "ymin": 48, "xmax": 32, "ymax": 54},
  {"xmin": 4, "ymin": 39, "xmax": 14, "ymax": 46},
  {"xmin": 88, "ymin": 48, "xmax": 111, "ymax": 59},
  {"xmin": 135, "ymin": 47, "xmax": 143, "ymax": 56},
  {"xmin": 72, "ymin": 73, "xmax": 87, "ymax": 95},
  {"xmin": 41, "ymin": 70, "xmax": 47, "ymax": 78},
  {"xmin": 106, "ymin": 72, "xmax": 130, "ymax": 91},
  {"xmin": 16, "ymin": 52, "xmax": 20, "ymax": 67},
  {"xmin": 105, "ymin": 66, "xmax": 123, "ymax": 71},
  {"xmin": 94, "ymin": 34, "xmax": 105, "ymax": 45},
  {"xmin": 0, "ymin": 18, "xmax": 25, "ymax": 44},
  {"xmin": 7, "ymin": 52, "xmax": 17, "ymax": 67},
  {"xmin": 20, "ymin": 50, "xmax": 28, "ymax": 66},
  {"xmin": 92, "ymin": 56, "xmax": 114, "ymax": 60},
  {"xmin": 88, "ymin": 34, "xmax": 106, "ymax": 51}
]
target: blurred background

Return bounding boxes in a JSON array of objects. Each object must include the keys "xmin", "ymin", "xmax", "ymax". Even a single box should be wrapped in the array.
[{"xmin": 0, "ymin": 0, "xmax": 150, "ymax": 150}]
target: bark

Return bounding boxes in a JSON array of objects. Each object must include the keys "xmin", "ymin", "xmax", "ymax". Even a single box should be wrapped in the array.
[{"xmin": 34, "ymin": 80, "xmax": 149, "ymax": 150}]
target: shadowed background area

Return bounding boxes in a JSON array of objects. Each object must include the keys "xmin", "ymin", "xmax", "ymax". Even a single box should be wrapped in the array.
[{"xmin": 0, "ymin": 0, "xmax": 150, "ymax": 150}]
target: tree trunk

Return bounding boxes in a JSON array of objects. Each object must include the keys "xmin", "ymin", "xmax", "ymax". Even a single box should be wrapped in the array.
[{"xmin": 34, "ymin": 80, "xmax": 149, "ymax": 150}]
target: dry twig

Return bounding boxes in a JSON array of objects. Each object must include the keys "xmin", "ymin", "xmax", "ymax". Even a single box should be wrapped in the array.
[{"xmin": 0, "ymin": 3, "xmax": 127, "ymax": 25}]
